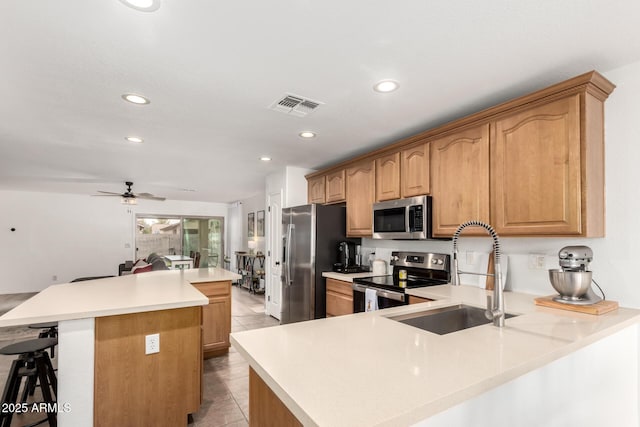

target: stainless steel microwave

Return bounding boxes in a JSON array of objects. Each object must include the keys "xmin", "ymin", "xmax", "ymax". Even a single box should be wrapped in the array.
[{"xmin": 372, "ymin": 195, "xmax": 432, "ymax": 240}]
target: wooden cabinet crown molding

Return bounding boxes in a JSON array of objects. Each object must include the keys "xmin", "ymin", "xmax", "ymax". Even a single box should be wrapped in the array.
[{"xmin": 304, "ymin": 71, "xmax": 614, "ymax": 181}]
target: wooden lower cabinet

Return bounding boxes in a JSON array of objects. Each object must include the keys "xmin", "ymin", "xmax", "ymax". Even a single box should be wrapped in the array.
[
  {"xmin": 94, "ymin": 307, "xmax": 202, "ymax": 427},
  {"xmin": 409, "ymin": 295, "xmax": 433, "ymax": 304},
  {"xmin": 325, "ymin": 278, "xmax": 353, "ymax": 317},
  {"xmin": 249, "ymin": 368, "xmax": 302, "ymax": 427},
  {"xmin": 194, "ymin": 280, "xmax": 232, "ymax": 358}
]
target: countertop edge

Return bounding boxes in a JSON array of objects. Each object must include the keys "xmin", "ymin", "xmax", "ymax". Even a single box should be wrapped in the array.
[{"xmin": 230, "ymin": 335, "xmax": 318, "ymax": 427}]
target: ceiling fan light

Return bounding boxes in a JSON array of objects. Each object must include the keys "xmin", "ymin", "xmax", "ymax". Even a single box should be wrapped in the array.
[{"xmin": 121, "ymin": 197, "xmax": 137, "ymax": 205}]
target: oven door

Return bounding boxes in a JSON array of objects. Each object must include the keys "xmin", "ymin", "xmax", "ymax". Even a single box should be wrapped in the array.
[{"xmin": 352, "ymin": 283, "xmax": 407, "ymax": 313}]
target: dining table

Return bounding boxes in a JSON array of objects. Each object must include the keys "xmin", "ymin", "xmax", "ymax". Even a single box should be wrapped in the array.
[{"xmin": 164, "ymin": 254, "xmax": 194, "ymax": 269}]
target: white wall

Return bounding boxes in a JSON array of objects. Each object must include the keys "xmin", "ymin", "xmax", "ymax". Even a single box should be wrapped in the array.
[
  {"xmin": 240, "ymin": 191, "xmax": 267, "ymax": 254},
  {"xmin": 360, "ymin": 60, "xmax": 640, "ymax": 308},
  {"xmin": 0, "ymin": 190, "xmax": 229, "ymax": 293}
]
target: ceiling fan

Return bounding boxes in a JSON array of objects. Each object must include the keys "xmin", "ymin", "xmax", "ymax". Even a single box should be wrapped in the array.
[{"xmin": 93, "ymin": 181, "xmax": 166, "ymax": 205}]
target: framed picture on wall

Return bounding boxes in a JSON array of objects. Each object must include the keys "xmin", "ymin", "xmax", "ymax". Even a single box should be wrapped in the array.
[
  {"xmin": 257, "ymin": 210, "xmax": 265, "ymax": 237},
  {"xmin": 248, "ymin": 212, "xmax": 255, "ymax": 238}
]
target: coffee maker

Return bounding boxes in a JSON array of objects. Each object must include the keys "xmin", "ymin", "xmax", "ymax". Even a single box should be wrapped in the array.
[{"xmin": 333, "ymin": 241, "xmax": 360, "ymax": 273}]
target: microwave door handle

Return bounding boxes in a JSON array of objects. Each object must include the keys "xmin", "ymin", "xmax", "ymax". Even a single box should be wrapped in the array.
[{"xmin": 406, "ymin": 206, "xmax": 413, "ymax": 232}]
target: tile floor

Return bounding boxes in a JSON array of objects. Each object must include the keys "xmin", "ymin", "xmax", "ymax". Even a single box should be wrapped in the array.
[{"xmin": 0, "ymin": 286, "xmax": 279, "ymax": 427}]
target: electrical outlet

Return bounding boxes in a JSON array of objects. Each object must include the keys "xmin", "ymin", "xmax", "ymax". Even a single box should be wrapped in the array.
[
  {"xmin": 528, "ymin": 254, "xmax": 546, "ymax": 270},
  {"xmin": 145, "ymin": 333, "xmax": 160, "ymax": 355}
]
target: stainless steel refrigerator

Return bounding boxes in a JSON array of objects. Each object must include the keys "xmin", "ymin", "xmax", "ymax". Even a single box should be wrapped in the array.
[{"xmin": 281, "ymin": 204, "xmax": 347, "ymax": 324}]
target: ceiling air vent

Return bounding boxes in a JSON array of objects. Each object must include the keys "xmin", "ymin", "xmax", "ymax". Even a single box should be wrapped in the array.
[{"xmin": 269, "ymin": 94, "xmax": 323, "ymax": 117}]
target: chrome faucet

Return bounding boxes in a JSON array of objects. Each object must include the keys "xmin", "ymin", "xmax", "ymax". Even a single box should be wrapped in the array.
[{"xmin": 451, "ymin": 220, "xmax": 505, "ymax": 327}]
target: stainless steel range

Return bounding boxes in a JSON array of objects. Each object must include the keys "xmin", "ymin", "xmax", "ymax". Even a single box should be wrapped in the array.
[{"xmin": 352, "ymin": 251, "xmax": 450, "ymax": 312}]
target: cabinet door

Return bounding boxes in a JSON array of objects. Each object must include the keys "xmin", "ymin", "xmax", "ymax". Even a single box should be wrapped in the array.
[
  {"xmin": 195, "ymin": 281, "xmax": 231, "ymax": 358},
  {"xmin": 325, "ymin": 169, "xmax": 346, "ymax": 203},
  {"xmin": 202, "ymin": 295, "xmax": 231, "ymax": 354},
  {"xmin": 492, "ymin": 95, "xmax": 581, "ymax": 235},
  {"xmin": 307, "ymin": 175, "xmax": 326, "ymax": 204},
  {"xmin": 401, "ymin": 142, "xmax": 430, "ymax": 197},
  {"xmin": 326, "ymin": 278, "xmax": 353, "ymax": 317},
  {"xmin": 430, "ymin": 124, "xmax": 490, "ymax": 237},
  {"xmin": 375, "ymin": 152, "xmax": 401, "ymax": 202},
  {"xmin": 346, "ymin": 159, "xmax": 375, "ymax": 237}
]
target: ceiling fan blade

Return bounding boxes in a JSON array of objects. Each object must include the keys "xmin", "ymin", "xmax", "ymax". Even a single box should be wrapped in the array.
[
  {"xmin": 95, "ymin": 191, "xmax": 123, "ymax": 195},
  {"xmin": 136, "ymin": 194, "xmax": 166, "ymax": 201},
  {"xmin": 91, "ymin": 193, "xmax": 122, "ymax": 197}
]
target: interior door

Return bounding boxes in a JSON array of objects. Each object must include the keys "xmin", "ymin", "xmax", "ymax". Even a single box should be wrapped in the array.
[{"xmin": 266, "ymin": 191, "xmax": 282, "ymax": 319}]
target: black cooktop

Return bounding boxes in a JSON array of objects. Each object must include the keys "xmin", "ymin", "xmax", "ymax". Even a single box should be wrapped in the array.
[{"xmin": 353, "ymin": 275, "xmax": 447, "ymax": 293}]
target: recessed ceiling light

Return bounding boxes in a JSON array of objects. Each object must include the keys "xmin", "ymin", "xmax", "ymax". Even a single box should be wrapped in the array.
[
  {"xmin": 260, "ymin": 156, "xmax": 272, "ymax": 162},
  {"xmin": 122, "ymin": 93, "xmax": 150, "ymax": 105},
  {"xmin": 118, "ymin": 0, "xmax": 161, "ymax": 12},
  {"xmin": 373, "ymin": 80, "xmax": 399, "ymax": 93},
  {"xmin": 299, "ymin": 131, "xmax": 316, "ymax": 139},
  {"xmin": 125, "ymin": 136, "xmax": 144, "ymax": 143}
]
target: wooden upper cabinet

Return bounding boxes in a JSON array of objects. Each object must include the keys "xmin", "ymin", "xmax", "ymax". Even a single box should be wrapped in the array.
[
  {"xmin": 430, "ymin": 124, "xmax": 490, "ymax": 237},
  {"xmin": 401, "ymin": 142, "xmax": 430, "ymax": 197},
  {"xmin": 307, "ymin": 175, "xmax": 326, "ymax": 204},
  {"xmin": 325, "ymin": 169, "xmax": 346, "ymax": 203},
  {"xmin": 346, "ymin": 159, "xmax": 375, "ymax": 237},
  {"xmin": 375, "ymin": 152, "xmax": 401, "ymax": 202},
  {"xmin": 491, "ymin": 95, "xmax": 582, "ymax": 235}
]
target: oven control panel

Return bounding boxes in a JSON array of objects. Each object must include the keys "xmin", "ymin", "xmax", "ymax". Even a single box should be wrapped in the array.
[{"xmin": 391, "ymin": 251, "xmax": 450, "ymax": 271}]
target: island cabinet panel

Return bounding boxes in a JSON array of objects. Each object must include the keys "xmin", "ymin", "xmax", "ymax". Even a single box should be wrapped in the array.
[
  {"xmin": 346, "ymin": 159, "xmax": 375, "ymax": 237},
  {"xmin": 409, "ymin": 295, "xmax": 433, "ymax": 304},
  {"xmin": 249, "ymin": 368, "xmax": 302, "ymax": 427},
  {"xmin": 375, "ymin": 152, "xmax": 401, "ymax": 202},
  {"xmin": 194, "ymin": 280, "xmax": 232, "ymax": 358},
  {"xmin": 325, "ymin": 169, "xmax": 346, "ymax": 203},
  {"xmin": 307, "ymin": 175, "xmax": 325, "ymax": 204},
  {"xmin": 401, "ymin": 142, "xmax": 430, "ymax": 197},
  {"xmin": 326, "ymin": 278, "xmax": 353, "ymax": 317},
  {"xmin": 491, "ymin": 94, "xmax": 583, "ymax": 235},
  {"xmin": 430, "ymin": 124, "xmax": 491, "ymax": 237},
  {"xmin": 94, "ymin": 307, "xmax": 202, "ymax": 427}
]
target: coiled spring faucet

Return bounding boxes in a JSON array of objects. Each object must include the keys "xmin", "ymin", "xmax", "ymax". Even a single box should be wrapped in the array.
[{"xmin": 452, "ymin": 220, "xmax": 505, "ymax": 327}]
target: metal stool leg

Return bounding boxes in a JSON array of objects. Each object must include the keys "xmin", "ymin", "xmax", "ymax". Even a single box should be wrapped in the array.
[
  {"xmin": 1, "ymin": 358, "xmax": 25, "ymax": 427},
  {"xmin": 34, "ymin": 354, "xmax": 57, "ymax": 427}
]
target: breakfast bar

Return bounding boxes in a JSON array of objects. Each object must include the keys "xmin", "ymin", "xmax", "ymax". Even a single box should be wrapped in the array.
[
  {"xmin": 0, "ymin": 268, "xmax": 240, "ymax": 427},
  {"xmin": 231, "ymin": 285, "xmax": 640, "ymax": 426}
]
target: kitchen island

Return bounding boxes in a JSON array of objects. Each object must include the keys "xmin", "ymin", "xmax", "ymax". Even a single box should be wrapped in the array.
[
  {"xmin": 0, "ymin": 267, "xmax": 240, "ymax": 427},
  {"xmin": 231, "ymin": 284, "xmax": 640, "ymax": 426}
]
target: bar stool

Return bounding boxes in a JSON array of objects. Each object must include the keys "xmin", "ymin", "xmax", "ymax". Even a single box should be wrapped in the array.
[
  {"xmin": 28, "ymin": 322, "xmax": 58, "ymax": 358},
  {"xmin": 0, "ymin": 338, "xmax": 58, "ymax": 427}
]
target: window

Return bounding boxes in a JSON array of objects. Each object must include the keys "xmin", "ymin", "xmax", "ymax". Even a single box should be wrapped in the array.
[{"xmin": 135, "ymin": 215, "xmax": 224, "ymax": 268}]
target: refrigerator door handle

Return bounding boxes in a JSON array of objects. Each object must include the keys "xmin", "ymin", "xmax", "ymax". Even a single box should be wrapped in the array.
[{"xmin": 285, "ymin": 223, "xmax": 294, "ymax": 287}]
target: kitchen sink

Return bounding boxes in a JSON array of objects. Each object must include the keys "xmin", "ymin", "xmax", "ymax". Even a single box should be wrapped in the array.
[{"xmin": 389, "ymin": 304, "xmax": 518, "ymax": 335}]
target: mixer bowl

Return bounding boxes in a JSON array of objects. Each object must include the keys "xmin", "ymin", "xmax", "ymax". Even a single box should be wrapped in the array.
[{"xmin": 548, "ymin": 270, "xmax": 593, "ymax": 300}]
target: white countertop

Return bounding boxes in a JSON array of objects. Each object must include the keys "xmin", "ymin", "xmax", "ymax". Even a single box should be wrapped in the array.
[
  {"xmin": 231, "ymin": 284, "xmax": 640, "ymax": 427},
  {"xmin": 0, "ymin": 267, "xmax": 241, "ymax": 327}
]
